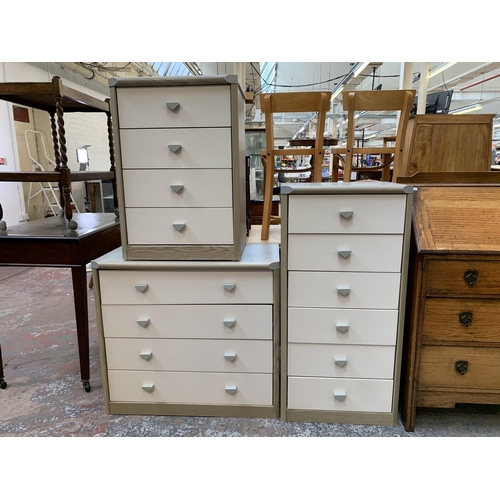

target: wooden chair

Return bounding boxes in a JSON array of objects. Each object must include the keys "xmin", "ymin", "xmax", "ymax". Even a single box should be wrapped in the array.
[
  {"xmin": 331, "ymin": 89, "xmax": 415, "ymax": 182},
  {"xmin": 259, "ymin": 91, "xmax": 330, "ymax": 240}
]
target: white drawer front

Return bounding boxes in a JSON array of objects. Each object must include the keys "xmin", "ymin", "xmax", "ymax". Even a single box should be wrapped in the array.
[
  {"xmin": 288, "ymin": 377, "xmax": 393, "ymax": 412},
  {"xmin": 119, "ymin": 128, "xmax": 232, "ymax": 170},
  {"xmin": 99, "ymin": 269, "xmax": 273, "ymax": 305},
  {"xmin": 288, "ymin": 344, "xmax": 395, "ymax": 379},
  {"xmin": 108, "ymin": 370, "xmax": 273, "ymax": 405},
  {"xmin": 102, "ymin": 304, "xmax": 273, "ymax": 340},
  {"xmin": 288, "ymin": 194, "xmax": 407, "ymax": 234},
  {"xmin": 288, "ymin": 233, "xmax": 403, "ymax": 272},
  {"xmin": 288, "ymin": 271, "xmax": 401, "ymax": 310},
  {"xmin": 105, "ymin": 338, "xmax": 273, "ymax": 373},
  {"xmin": 125, "ymin": 207, "xmax": 234, "ymax": 245},
  {"xmin": 116, "ymin": 86, "xmax": 231, "ymax": 128},
  {"xmin": 122, "ymin": 169, "xmax": 233, "ymax": 208},
  {"xmin": 288, "ymin": 308, "xmax": 398, "ymax": 345}
]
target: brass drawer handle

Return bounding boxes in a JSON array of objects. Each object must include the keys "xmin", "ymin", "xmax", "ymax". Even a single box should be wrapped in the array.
[
  {"xmin": 455, "ymin": 360, "xmax": 468, "ymax": 375},
  {"xmin": 464, "ymin": 270, "xmax": 478, "ymax": 286},
  {"xmin": 459, "ymin": 312, "xmax": 473, "ymax": 327}
]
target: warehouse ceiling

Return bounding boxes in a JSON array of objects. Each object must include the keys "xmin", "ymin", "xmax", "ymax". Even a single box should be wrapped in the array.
[{"xmin": 148, "ymin": 62, "xmax": 500, "ymax": 142}]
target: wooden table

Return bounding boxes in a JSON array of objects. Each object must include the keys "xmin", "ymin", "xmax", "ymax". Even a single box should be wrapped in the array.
[{"xmin": 0, "ymin": 213, "xmax": 121, "ymax": 392}]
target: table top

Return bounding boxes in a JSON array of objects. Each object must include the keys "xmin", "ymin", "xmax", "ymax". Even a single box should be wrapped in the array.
[{"xmin": 0, "ymin": 213, "xmax": 119, "ymax": 240}]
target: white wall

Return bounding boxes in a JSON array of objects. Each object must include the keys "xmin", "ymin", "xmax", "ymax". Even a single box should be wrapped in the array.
[{"xmin": 0, "ymin": 62, "xmax": 113, "ymax": 224}]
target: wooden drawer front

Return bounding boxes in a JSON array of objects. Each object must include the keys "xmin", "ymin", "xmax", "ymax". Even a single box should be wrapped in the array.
[
  {"xmin": 116, "ymin": 86, "xmax": 231, "ymax": 128},
  {"xmin": 99, "ymin": 270, "xmax": 273, "ymax": 305},
  {"xmin": 122, "ymin": 169, "xmax": 233, "ymax": 208},
  {"xmin": 425, "ymin": 259, "xmax": 500, "ymax": 296},
  {"xmin": 108, "ymin": 370, "xmax": 272, "ymax": 405},
  {"xmin": 101, "ymin": 304, "xmax": 273, "ymax": 340},
  {"xmin": 288, "ymin": 344, "xmax": 395, "ymax": 379},
  {"xmin": 119, "ymin": 128, "xmax": 232, "ymax": 170},
  {"xmin": 288, "ymin": 194, "xmax": 407, "ymax": 234},
  {"xmin": 422, "ymin": 298, "xmax": 500, "ymax": 344},
  {"xmin": 288, "ymin": 234, "xmax": 403, "ymax": 272},
  {"xmin": 105, "ymin": 338, "xmax": 272, "ymax": 373},
  {"xmin": 288, "ymin": 307, "xmax": 398, "ymax": 345},
  {"xmin": 419, "ymin": 346, "xmax": 500, "ymax": 390},
  {"xmin": 288, "ymin": 377, "xmax": 394, "ymax": 412},
  {"xmin": 125, "ymin": 207, "xmax": 234, "ymax": 245},
  {"xmin": 288, "ymin": 271, "xmax": 401, "ymax": 310}
]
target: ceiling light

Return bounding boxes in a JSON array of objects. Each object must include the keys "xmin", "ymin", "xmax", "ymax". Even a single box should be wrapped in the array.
[
  {"xmin": 450, "ymin": 103, "xmax": 483, "ymax": 115},
  {"xmin": 428, "ymin": 62, "xmax": 457, "ymax": 78}
]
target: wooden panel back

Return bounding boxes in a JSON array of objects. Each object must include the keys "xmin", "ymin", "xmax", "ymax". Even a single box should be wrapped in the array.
[
  {"xmin": 260, "ymin": 91, "xmax": 330, "ymax": 114},
  {"xmin": 402, "ymin": 114, "xmax": 495, "ymax": 176},
  {"xmin": 342, "ymin": 89, "xmax": 416, "ymax": 111}
]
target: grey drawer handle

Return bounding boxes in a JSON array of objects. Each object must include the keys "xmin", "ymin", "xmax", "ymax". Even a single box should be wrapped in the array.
[
  {"xmin": 225, "ymin": 385, "xmax": 237, "ymax": 395},
  {"xmin": 137, "ymin": 317, "xmax": 150, "ymax": 327},
  {"xmin": 168, "ymin": 144, "xmax": 182, "ymax": 153},
  {"xmin": 340, "ymin": 210, "xmax": 353, "ymax": 219},
  {"xmin": 166, "ymin": 102, "xmax": 180, "ymax": 111},
  {"xmin": 170, "ymin": 184, "xmax": 184, "ymax": 193},
  {"xmin": 142, "ymin": 383, "xmax": 154, "ymax": 392},
  {"xmin": 336, "ymin": 323, "xmax": 349, "ymax": 333},
  {"xmin": 338, "ymin": 249, "xmax": 351, "ymax": 258},
  {"xmin": 224, "ymin": 352, "xmax": 237, "ymax": 362},
  {"xmin": 337, "ymin": 286, "xmax": 350, "ymax": 296},
  {"xmin": 335, "ymin": 357, "xmax": 348, "ymax": 367},
  {"xmin": 223, "ymin": 319, "xmax": 236, "ymax": 328},
  {"xmin": 223, "ymin": 283, "xmax": 236, "ymax": 292},
  {"xmin": 173, "ymin": 223, "xmax": 186, "ymax": 231},
  {"xmin": 334, "ymin": 391, "xmax": 347, "ymax": 401},
  {"xmin": 135, "ymin": 284, "xmax": 148, "ymax": 293},
  {"xmin": 139, "ymin": 351, "xmax": 152, "ymax": 361}
]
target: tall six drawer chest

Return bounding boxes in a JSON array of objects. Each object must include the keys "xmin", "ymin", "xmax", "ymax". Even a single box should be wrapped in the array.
[
  {"xmin": 280, "ymin": 182, "xmax": 413, "ymax": 426},
  {"xmin": 401, "ymin": 185, "xmax": 500, "ymax": 431},
  {"xmin": 108, "ymin": 75, "xmax": 247, "ymax": 261},
  {"xmin": 92, "ymin": 244, "xmax": 280, "ymax": 418}
]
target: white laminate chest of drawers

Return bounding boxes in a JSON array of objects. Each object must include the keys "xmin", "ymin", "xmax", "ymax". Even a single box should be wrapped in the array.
[
  {"xmin": 91, "ymin": 243, "xmax": 280, "ymax": 418},
  {"xmin": 280, "ymin": 182, "xmax": 413, "ymax": 426},
  {"xmin": 108, "ymin": 75, "xmax": 247, "ymax": 261}
]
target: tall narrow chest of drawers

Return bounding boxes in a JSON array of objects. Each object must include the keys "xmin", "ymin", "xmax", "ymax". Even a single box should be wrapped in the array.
[
  {"xmin": 92, "ymin": 243, "xmax": 280, "ymax": 418},
  {"xmin": 109, "ymin": 75, "xmax": 247, "ymax": 261},
  {"xmin": 401, "ymin": 185, "xmax": 500, "ymax": 431},
  {"xmin": 280, "ymin": 182, "xmax": 413, "ymax": 426}
]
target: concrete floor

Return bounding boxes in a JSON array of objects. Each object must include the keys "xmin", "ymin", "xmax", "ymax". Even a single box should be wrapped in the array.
[{"xmin": 1, "ymin": 229, "xmax": 500, "ymax": 437}]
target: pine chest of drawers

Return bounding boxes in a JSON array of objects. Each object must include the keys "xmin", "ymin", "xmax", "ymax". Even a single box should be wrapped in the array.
[
  {"xmin": 109, "ymin": 75, "xmax": 247, "ymax": 261},
  {"xmin": 401, "ymin": 185, "xmax": 500, "ymax": 431},
  {"xmin": 92, "ymin": 243, "xmax": 279, "ymax": 418},
  {"xmin": 280, "ymin": 182, "xmax": 413, "ymax": 426}
]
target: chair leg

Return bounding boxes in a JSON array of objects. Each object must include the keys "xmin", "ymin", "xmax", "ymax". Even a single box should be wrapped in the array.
[
  {"xmin": 261, "ymin": 157, "xmax": 273, "ymax": 241},
  {"xmin": 344, "ymin": 151, "xmax": 353, "ymax": 182}
]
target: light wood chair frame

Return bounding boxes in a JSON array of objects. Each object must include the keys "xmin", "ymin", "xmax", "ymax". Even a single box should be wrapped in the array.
[
  {"xmin": 331, "ymin": 89, "xmax": 416, "ymax": 182},
  {"xmin": 259, "ymin": 91, "xmax": 330, "ymax": 240}
]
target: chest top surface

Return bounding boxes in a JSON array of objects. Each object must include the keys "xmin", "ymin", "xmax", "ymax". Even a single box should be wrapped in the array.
[{"xmin": 413, "ymin": 185, "xmax": 500, "ymax": 254}]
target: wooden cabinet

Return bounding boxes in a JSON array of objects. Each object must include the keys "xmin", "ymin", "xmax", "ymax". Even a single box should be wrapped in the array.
[
  {"xmin": 280, "ymin": 182, "xmax": 413, "ymax": 425},
  {"xmin": 401, "ymin": 185, "xmax": 500, "ymax": 431},
  {"xmin": 109, "ymin": 76, "xmax": 247, "ymax": 261},
  {"xmin": 400, "ymin": 114, "xmax": 495, "ymax": 178},
  {"xmin": 92, "ymin": 243, "xmax": 280, "ymax": 418}
]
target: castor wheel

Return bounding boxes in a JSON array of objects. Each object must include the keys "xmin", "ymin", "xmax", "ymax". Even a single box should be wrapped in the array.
[
  {"xmin": 82, "ymin": 381, "xmax": 91, "ymax": 393},
  {"xmin": 0, "ymin": 379, "xmax": 7, "ymax": 390},
  {"xmin": 68, "ymin": 219, "xmax": 78, "ymax": 230},
  {"xmin": 0, "ymin": 220, "xmax": 7, "ymax": 232}
]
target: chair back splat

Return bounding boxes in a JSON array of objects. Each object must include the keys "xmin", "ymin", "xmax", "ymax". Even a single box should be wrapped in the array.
[
  {"xmin": 259, "ymin": 91, "xmax": 330, "ymax": 240},
  {"xmin": 331, "ymin": 89, "xmax": 415, "ymax": 183}
]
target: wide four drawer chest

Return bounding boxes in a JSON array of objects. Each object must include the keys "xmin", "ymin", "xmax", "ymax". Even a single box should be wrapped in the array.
[
  {"xmin": 280, "ymin": 182, "xmax": 413, "ymax": 426},
  {"xmin": 92, "ymin": 244, "xmax": 280, "ymax": 417},
  {"xmin": 401, "ymin": 185, "xmax": 500, "ymax": 431}
]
